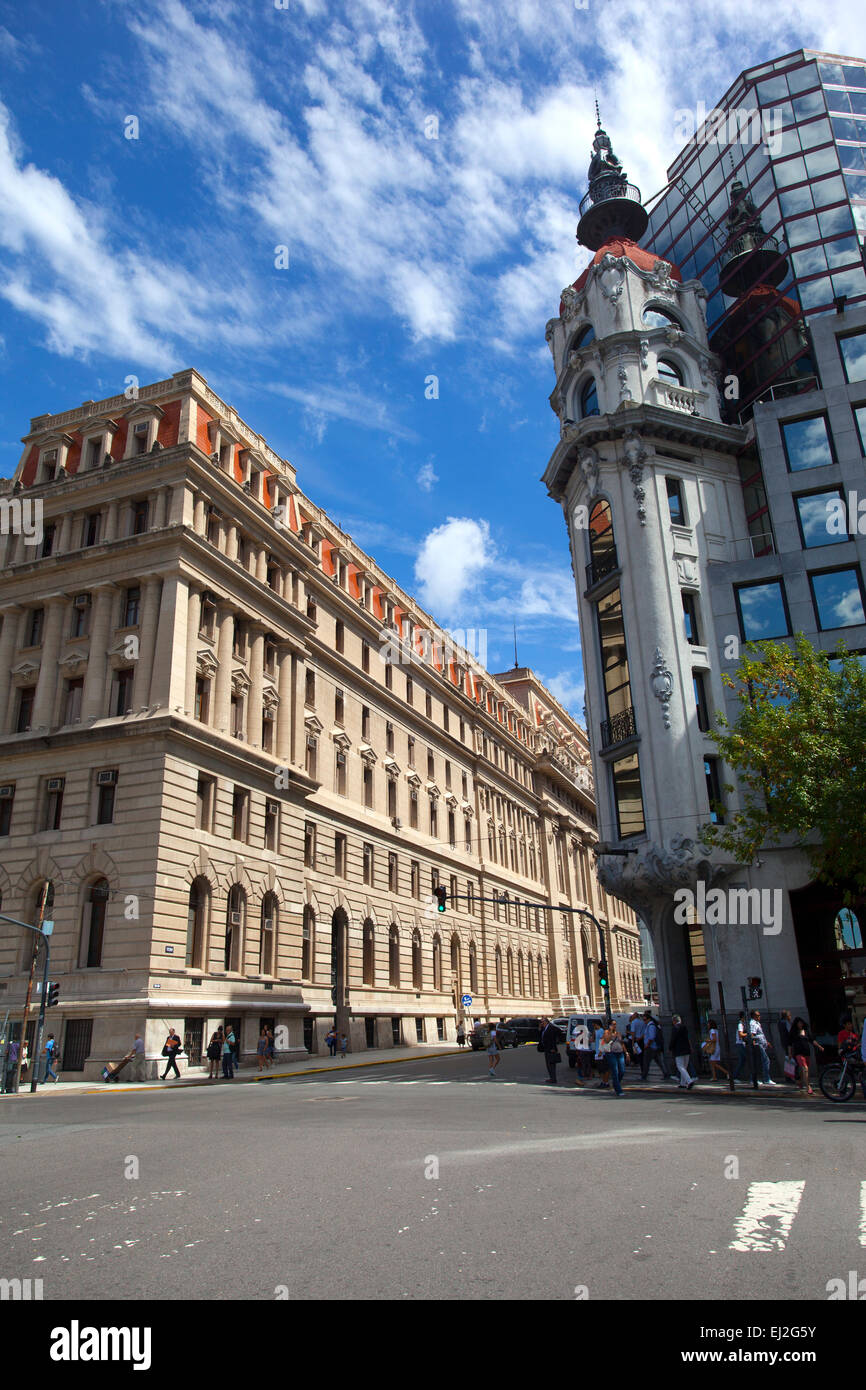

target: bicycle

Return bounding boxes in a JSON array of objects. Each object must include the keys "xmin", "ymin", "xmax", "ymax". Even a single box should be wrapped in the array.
[{"xmin": 818, "ymin": 1044, "xmax": 865, "ymax": 1102}]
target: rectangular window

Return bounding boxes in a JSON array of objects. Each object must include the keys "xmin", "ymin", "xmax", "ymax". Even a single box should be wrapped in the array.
[
  {"xmin": 387, "ymin": 777, "xmax": 396, "ymax": 818},
  {"xmin": 384, "ymin": 660, "xmax": 393, "ymax": 690},
  {"xmin": 335, "ymin": 833, "xmax": 347, "ymax": 877},
  {"xmin": 386, "ymin": 721, "xmax": 394, "ymax": 753},
  {"xmin": 406, "ymin": 675, "xmax": 413, "ymax": 705},
  {"xmin": 388, "ymin": 852, "xmax": 398, "ymax": 892},
  {"xmin": 131, "ymin": 500, "xmax": 149, "ymax": 535},
  {"xmin": 409, "ymin": 789, "xmax": 418, "ymax": 828},
  {"xmin": 96, "ymin": 775, "xmax": 116, "ymax": 825},
  {"xmin": 304, "ymin": 821, "xmax": 317, "ymax": 869},
  {"xmin": 362, "ymin": 642, "xmax": 370, "ymax": 673},
  {"xmin": 429, "ymin": 798, "xmax": 438, "ymax": 836},
  {"xmin": 704, "ymin": 756, "xmax": 726, "ymax": 824},
  {"xmin": 28, "ymin": 608, "xmax": 44, "ymax": 647},
  {"xmin": 63, "ymin": 677, "xmax": 84, "ymax": 724},
  {"xmin": 70, "ymin": 595, "xmax": 91, "ymax": 638},
  {"xmin": 854, "ymin": 404, "xmax": 866, "ymax": 456},
  {"xmin": 43, "ymin": 778, "xmax": 65, "ymax": 831},
  {"xmin": 611, "ymin": 752, "xmax": 646, "ymax": 839},
  {"xmin": 114, "ymin": 669, "xmax": 134, "ymax": 716},
  {"xmin": 839, "ymin": 330, "xmax": 866, "ymax": 383},
  {"xmin": 335, "ymin": 749, "xmax": 347, "ymax": 795},
  {"xmin": 735, "ymin": 579, "xmax": 790, "ymax": 641},
  {"xmin": 445, "ymin": 759, "xmax": 451, "ymax": 788},
  {"xmin": 781, "ymin": 414, "xmax": 835, "ymax": 471},
  {"xmin": 809, "ymin": 566, "xmax": 866, "ymax": 630},
  {"xmin": 466, "ymin": 881, "xmax": 474, "ymax": 915},
  {"xmin": 264, "ymin": 799, "xmax": 279, "ymax": 851},
  {"xmin": 408, "ymin": 735, "xmax": 415, "ymax": 765},
  {"xmin": 231, "ymin": 787, "xmax": 250, "ymax": 842},
  {"xmin": 83, "ymin": 512, "xmax": 101, "ymax": 547},
  {"xmin": 693, "ymin": 672, "xmax": 710, "ymax": 733},
  {"xmin": 411, "ymin": 859, "xmax": 420, "ymax": 898},
  {"xmin": 361, "ymin": 706, "xmax": 370, "ymax": 740},
  {"xmin": 16, "ymin": 685, "xmax": 35, "ymax": 732},
  {"xmin": 449, "ymin": 874, "xmax": 458, "ymax": 911},
  {"xmin": 335, "ymin": 619, "xmax": 344, "ymax": 654},
  {"xmin": 794, "ymin": 489, "xmax": 848, "ymax": 548},
  {"xmin": 363, "ymin": 764, "xmax": 373, "ymax": 808},
  {"xmin": 194, "ymin": 678, "xmax": 210, "ymax": 723},
  {"xmin": 305, "ymin": 737, "xmax": 317, "ymax": 779},
  {"xmin": 335, "ymin": 688, "xmax": 344, "ymax": 725},
  {"xmin": 427, "ymin": 750, "xmax": 435, "ymax": 779},
  {"xmin": 195, "ymin": 774, "xmax": 215, "ymax": 832},
  {"xmin": 305, "ymin": 669, "xmax": 316, "ymax": 705},
  {"xmin": 682, "ymin": 591, "xmax": 701, "ymax": 645},
  {"xmin": 199, "ymin": 602, "xmax": 216, "ymax": 640},
  {"xmin": 41, "ymin": 524, "xmax": 56, "ymax": 558},
  {"xmin": 443, "ymin": 706, "xmax": 449, "ymax": 733},
  {"xmin": 363, "ymin": 842, "xmax": 374, "ymax": 885},
  {"xmin": 124, "ymin": 587, "xmax": 141, "ymax": 627},
  {"xmin": 666, "ymin": 476, "xmax": 686, "ymax": 525},
  {"xmin": 425, "ymin": 691, "xmax": 433, "ymax": 718},
  {"xmin": 0, "ymin": 786, "xmax": 15, "ymax": 836}
]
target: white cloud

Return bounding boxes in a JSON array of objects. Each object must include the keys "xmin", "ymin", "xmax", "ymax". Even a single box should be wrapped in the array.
[
  {"xmin": 414, "ymin": 517, "xmax": 495, "ymax": 616},
  {"xmin": 543, "ymin": 669, "xmax": 585, "ymax": 717},
  {"xmin": 264, "ymin": 379, "xmax": 416, "ymax": 439},
  {"xmin": 416, "ymin": 460, "xmax": 439, "ymax": 492}
]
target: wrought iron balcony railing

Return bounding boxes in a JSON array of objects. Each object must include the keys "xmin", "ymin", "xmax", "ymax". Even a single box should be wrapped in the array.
[
  {"xmin": 600, "ymin": 705, "xmax": 637, "ymax": 750},
  {"xmin": 578, "ymin": 181, "xmax": 643, "ymax": 219},
  {"xmin": 585, "ymin": 550, "xmax": 619, "ymax": 589}
]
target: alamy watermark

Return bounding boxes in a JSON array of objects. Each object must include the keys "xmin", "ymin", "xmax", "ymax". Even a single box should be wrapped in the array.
[
  {"xmin": 0, "ymin": 496, "xmax": 43, "ymax": 546},
  {"xmin": 673, "ymin": 881, "xmax": 782, "ymax": 936},
  {"xmin": 379, "ymin": 626, "xmax": 488, "ymax": 670},
  {"xmin": 673, "ymin": 102, "xmax": 783, "ymax": 158}
]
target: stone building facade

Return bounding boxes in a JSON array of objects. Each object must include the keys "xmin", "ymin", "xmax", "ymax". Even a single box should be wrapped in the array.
[{"xmin": 0, "ymin": 371, "xmax": 643, "ymax": 1078}]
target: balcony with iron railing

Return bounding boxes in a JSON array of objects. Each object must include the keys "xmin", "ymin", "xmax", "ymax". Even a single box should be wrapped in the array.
[
  {"xmin": 585, "ymin": 549, "xmax": 620, "ymax": 590},
  {"xmin": 578, "ymin": 181, "xmax": 643, "ymax": 219},
  {"xmin": 600, "ymin": 705, "xmax": 637, "ymax": 750}
]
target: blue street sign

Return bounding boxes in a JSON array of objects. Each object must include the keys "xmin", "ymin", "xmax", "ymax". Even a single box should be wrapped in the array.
[
  {"xmin": 461, "ymin": 994, "xmax": 472, "ymax": 1006},
  {"xmin": 42, "ymin": 920, "xmax": 54, "ymax": 936}
]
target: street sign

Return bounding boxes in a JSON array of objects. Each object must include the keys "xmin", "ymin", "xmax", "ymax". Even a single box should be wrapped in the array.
[
  {"xmin": 42, "ymin": 920, "xmax": 54, "ymax": 936},
  {"xmin": 461, "ymin": 994, "xmax": 472, "ymax": 1006}
]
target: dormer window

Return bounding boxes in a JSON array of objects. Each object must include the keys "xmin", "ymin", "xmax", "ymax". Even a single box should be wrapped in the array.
[
  {"xmin": 86, "ymin": 438, "xmax": 103, "ymax": 469},
  {"xmin": 132, "ymin": 421, "xmax": 149, "ymax": 455},
  {"xmin": 40, "ymin": 449, "xmax": 58, "ymax": 484}
]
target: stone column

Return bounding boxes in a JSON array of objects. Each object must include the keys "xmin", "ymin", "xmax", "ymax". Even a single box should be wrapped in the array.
[
  {"xmin": 247, "ymin": 626, "xmax": 265, "ymax": 746},
  {"xmin": 30, "ymin": 597, "xmax": 66, "ymax": 731},
  {"xmin": 148, "ymin": 574, "xmax": 189, "ymax": 712},
  {"xmin": 156, "ymin": 486, "xmax": 171, "ymax": 529},
  {"xmin": 193, "ymin": 493, "xmax": 207, "ymax": 535},
  {"xmin": 0, "ymin": 604, "xmax": 23, "ymax": 732},
  {"xmin": 276, "ymin": 645, "xmax": 293, "ymax": 763},
  {"xmin": 103, "ymin": 500, "xmax": 120, "ymax": 543},
  {"xmin": 57, "ymin": 511, "xmax": 73, "ymax": 553},
  {"xmin": 225, "ymin": 523, "xmax": 238, "ymax": 563},
  {"xmin": 255, "ymin": 545, "xmax": 268, "ymax": 584},
  {"xmin": 213, "ymin": 606, "xmax": 234, "ymax": 734},
  {"xmin": 185, "ymin": 587, "xmax": 202, "ymax": 715},
  {"xmin": 81, "ymin": 584, "xmax": 117, "ymax": 723},
  {"xmin": 132, "ymin": 576, "xmax": 162, "ymax": 710}
]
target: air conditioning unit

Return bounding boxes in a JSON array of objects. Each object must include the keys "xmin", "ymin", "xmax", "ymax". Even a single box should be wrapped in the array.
[
  {"xmin": 266, "ymin": 800, "xmax": 280, "ymax": 815},
  {"xmin": 262, "ymin": 918, "xmax": 274, "ymax": 931},
  {"xmin": 133, "ymin": 421, "xmax": 148, "ymax": 435},
  {"xmin": 96, "ymin": 770, "xmax": 117, "ymax": 786},
  {"xmin": 230, "ymin": 911, "xmax": 242, "ymax": 926},
  {"xmin": 0, "ymin": 785, "xmax": 14, "ymax": 799},
  {"xmin": 46, "ymin": 777, "xmax": 64, "ymax": 792},
  {"xmin": 73, "ymin": 594, "xmax": 90, "ymax": 609}
]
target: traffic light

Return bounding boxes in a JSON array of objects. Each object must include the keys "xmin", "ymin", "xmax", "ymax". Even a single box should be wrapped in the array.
[
  {"xmin": 598, "ymin": 965, "xmax": 609, "ymax": 991},
  {"xmin": 747, "ymin": 976, "xmax": 762, "ymax": 1000},
  {"xmin": 434, "ymin": 886, "xmax": 447, "ymax": 913},
  {"xmin": 46, "ymin": 981, "xmax": 60, "ymax": 1008}
]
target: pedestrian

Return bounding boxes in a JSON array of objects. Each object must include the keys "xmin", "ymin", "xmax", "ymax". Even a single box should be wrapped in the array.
[
  {"xmin": 221, "ymin": 1027, "xmax": 235, "ymax": 1079},
  {"xmin": 593, "ymin": 1018, "xmax": 610, "ymax": 1088},
  {"xmin": 266, "ymin": 1027, "xmax": 276, "ymax": 1069},
  {"xmin": 778, "ymin": 1009, "xmax": 793, "ymax": 1058},
  {"xmin": 256, "ymin": 1026, "xmax": 269, "ymax": 1072},
  {"xmin": 325, "ymin": 1027, "xmax": 337, "ymax": 1058},
  {"xmin": 603, "ymin": 1019, "xmax": 627, "ymax": 1097},
  {"xmin": 640, "ymin": 1012, "xmax": 671, "ymax": 1080},
  {"xmin": 42, "ymin": 1033, "xmax": 58, "ymax": 1083},
  {"xmin": 456, "ymin": 1023, "xmax": 466, "ymax": 1047},
  {"xmin": 703, "ymin": 1019, "xmax": 729, "ymax": 1082},
  {"xmin": 130, "ymin": 1033, "xmax": 146, "ymax": 1082},
  {"xmin": 837, "ymin": 1014, "xmax": 858, "ymax": 1051},
  {"xmin": 486, "ymin": 1022, "xmax": 501, "ymax": 1077},
  {"xmin": 576, "ymin": 1022, "xmax": 594, "ymax": 1084},
  {"xmin": 20, "ymin": 1040, "xmax": 29, "ymax": 1081},
  {"xmin": 734, "ymin": 1011, "xmax": 749, "ymax": 1082},
  {"xmin": 630, "ymin": 1011, "xmax": 646, "ymax": 1070},
  {"xmin": 3, "ymin": 1039, "xmax": 19, "ymax": 1093},
  {"xmin": 749, "ymin": 1010, "xmax": 777, "ymax": 1085},
  {"xmin": 788, "ymin": 1016, "xmax": 823, "ymax": 1095},
  {"xmin": 539, "ymin": 1016, "xmax": 561, "ymax": 1085},
  {"xmin": 339, "ymin": 1033, "xmax": 348, "ymax": 1059},
  {"xmin": 161, "ymin": 1027, "xmax": 183, "ymax": 1080},
  {"xmin": 205, "ymin": 1032, "xmax": 221, "ymax": 1080},
  {"xmin": 670, "ymin": 1014, "xmax": 695, "ymax": 1089}
]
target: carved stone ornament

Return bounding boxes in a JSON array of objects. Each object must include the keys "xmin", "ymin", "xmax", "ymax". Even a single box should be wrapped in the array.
[
  {"xmin": 649, "ymin": 260, "xmax": 677, "ymax": 295},
  {"xmin": 596, "ymin": 833, "xmax": 735, "ymax": 916},
  {"xmin": 545, "ymin": 318, "xmax": 558, "ymax": 345},
  {"xmin": 676, "ymin": 557, "xmax": 698, "ymax": 585},
  {"xmin": 639, "ymin": 337, "xmax": 649, "ymax": 370},
  {"xmin": 622, "ymin": 427, "xmax": 647, "ymax": 526},
  {"xmin": 560, "ymin": 286, "xmax": 581, "ymax": 321},
  {"xmin": 664, "ymin": 325, "xmax": 683, "ymax": 346},
  {"xmin": 617, "ymin": 348, "xmax": 630, "ymax": 403},
  {"xmin": 196, "ymin": 649, "xmax": 219, "ymax": 680},
  {"xmin": 598, "ymin": 255, "xmax": 625, "ymax": 311},
  {"xmin": 560, "ymin": 419, "xmax": 579, "ymax": 444},
  {"xmin": 649, "ymin": 646, "xmax": 674, "ymax": 729},
  {"xmin": 568, "ymin": 349, "xmax": 586, "ymax": 372},
  {"xmin": 578, "ymin": 445, "xmax": 600, "ymax": 498}
]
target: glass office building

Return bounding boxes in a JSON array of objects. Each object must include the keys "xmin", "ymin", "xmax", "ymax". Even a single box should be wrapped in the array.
[{"xmin": 644, "ymin": 50, "xmax": 866, "ymax": 418}]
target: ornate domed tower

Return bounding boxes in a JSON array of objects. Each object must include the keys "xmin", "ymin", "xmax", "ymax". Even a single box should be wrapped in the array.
[{"xmin": 542, "ymin": 118, "xmax": 764, "ymax": 1027}]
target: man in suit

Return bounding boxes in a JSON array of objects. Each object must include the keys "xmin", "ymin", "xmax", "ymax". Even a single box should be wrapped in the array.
[{"xmin": 539, "ymin": 1016, "xmax": 562, "ymax": 1085}]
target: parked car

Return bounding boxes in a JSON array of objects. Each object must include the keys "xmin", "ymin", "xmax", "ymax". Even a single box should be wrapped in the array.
[
  {"xmin": 470, "ymin": 1022, "xmax": 518, "ymax": 1050},
  {"xmin": 505, "ymin": 1016, "xmax": 546, "ymax": 1045}
]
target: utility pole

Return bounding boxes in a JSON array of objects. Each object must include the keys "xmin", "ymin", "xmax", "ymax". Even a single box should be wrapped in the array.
[{"xmin": 8, "ymin": 881, "xmax": 51, "ymax": 1093}]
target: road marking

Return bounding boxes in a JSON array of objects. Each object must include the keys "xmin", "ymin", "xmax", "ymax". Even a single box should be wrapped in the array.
[
  {"xmin": 432, "ymin": 1126, "xmax": 739, "ymax": 1164},
  {"xmin": 728, "ymin": 1180, "xmax": 806, "ymax": 1252},
  {"xmin": 860, "ymin": 1181, "xmax": 866, "ymax": 1247}
]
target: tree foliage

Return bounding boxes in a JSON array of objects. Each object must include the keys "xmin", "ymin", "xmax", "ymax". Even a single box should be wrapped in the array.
[{"xmin": 700, "ymin": 635, "xmax": 866, "ymax": 893}]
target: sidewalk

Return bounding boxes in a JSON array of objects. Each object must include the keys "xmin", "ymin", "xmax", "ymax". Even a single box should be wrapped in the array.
[{"xmin": 0, "ymin": 1043, "xmax": 466, "ymax": 1096}]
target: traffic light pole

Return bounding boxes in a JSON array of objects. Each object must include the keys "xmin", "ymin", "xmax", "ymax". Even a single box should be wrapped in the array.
[
  {"xmin": 30, "ymin": 935, "xmax": 52, "ymax": 1093},
  {"xmin": 1, "ymin": 883, "xmax": 52, "ymax": 1094}
]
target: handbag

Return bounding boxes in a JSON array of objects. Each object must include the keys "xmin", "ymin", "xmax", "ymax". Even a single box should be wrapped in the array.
[
  {"xmin": 161, "ymin": 1044, "xmax": 169, "ymax": 1057},
  {"xmin": 783, "ymin": 1056, "xmax": 797, "ymax": 1079}
]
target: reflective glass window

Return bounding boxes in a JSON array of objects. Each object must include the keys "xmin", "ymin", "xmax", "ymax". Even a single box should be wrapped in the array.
[
  {"xmin": 787, "ymin": 213, "xmax": 820, "ymax": 245},
  {"xmin": 580, "ymin": 377, "xmax": 599, "ymax": 418},
  {"xmin": 842, "ymin": 65, "xmax": 866, "ymax": 88},
  {"xmin": 818, "ymin": 204, "xmax": 855, "ymax": 236},
  {"xmin": 780, "ymin": 184, "xmax": 814, "ymax": 216},
  {"xmin": 757, "ymin": 75, "xmax": 788, "ymax": 104},
  {"xmin": 611, "ymin": 753, "xmax": 645, "ymax": 839},
  {"xmin": 773, "ymin": 155, "xmax": 807, "ymax": 187},
  {"xmin": 840, "ymin": 145, "xmax": 866, "ymax": 171},
  {"xmin": 792, "ymin": 89, "xmax": 826, "ymax": 119},
  {"xmin": 794, "ymin": 490, "xmax": 847, "ymax": 548},
  {"xmin": 826, "ymin": 89, "xmax": 852, "ymax": 114},
  {"xmin": 844, "ymin": 171, "xmax": 866, "ymax": 200},
  {"xmin": 735, "ymin": 580, "xmax": 790, "ymax": 640},
  {"xmin": 818, "ymin": 62, "xmax": 845, "ymax": 85},
  {"xmin": 809, "ymin": 568, "xmax": 866, "ymax": 630},
  {"xmin": 642, "ymin": 306, "xmax": 681, "ymax": 329},
  {"xmin": 797, "ymin": 117, "xmax": 832, "ymax": 149},
  {"xmin": 851, "ymin": 91, "xmax": 866, "ymax": 116},
  {"xmin": 839, "ymin": 331, "xmax": 866, "ymax": 383},
  {"xmin": 787, "ymin": 64, "xmax": 819, "ymax": 96},
  {"xmin": 854, "ymin": 404, "xmax": 866, "ymax": 453},
  {"xmin": 826, "ymin": 235, "xmax": 862, "ymax": 269},
  {"xmin": 793, "ymin": 245, "xmax": 828, "ymax": 278},
  {"xmin": 781, "ymin": 414, "xmax": 834, "ymax": 471},
  {"xmin": 811, "ymin": 174, "xmax": 847, "ymax": 205},
  {"xmin": 832, "ymin": 267, "xmax": 866, "ymax": 297}
]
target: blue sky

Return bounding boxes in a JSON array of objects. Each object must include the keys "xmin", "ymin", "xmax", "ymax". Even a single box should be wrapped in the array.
[{"xmin": 0, "ymin": 0, "xmax": 861, "ymax": 717}]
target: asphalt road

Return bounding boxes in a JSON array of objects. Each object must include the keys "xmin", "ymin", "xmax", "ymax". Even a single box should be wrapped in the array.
[{"xmin": 1, "ymin": 1050, "xmax": 863, "ymax": 1302}]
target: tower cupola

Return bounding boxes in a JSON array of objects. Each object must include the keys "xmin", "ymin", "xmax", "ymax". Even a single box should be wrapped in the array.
[{"xmin": 576, "ymin": 109, "xmax": 648, "ymax": 251}]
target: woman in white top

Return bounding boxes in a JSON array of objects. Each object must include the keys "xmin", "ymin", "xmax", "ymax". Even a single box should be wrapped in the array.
[{"xmin": 704, "ymin": 1019, "xmax": 729, "ymax": 1082}]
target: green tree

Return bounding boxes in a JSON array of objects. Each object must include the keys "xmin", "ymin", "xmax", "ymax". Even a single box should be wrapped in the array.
[{"xmin": 700, "ymin": 635, "xmax": 866, "ymax": 892}]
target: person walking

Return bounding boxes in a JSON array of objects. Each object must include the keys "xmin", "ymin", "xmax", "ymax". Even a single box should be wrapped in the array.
[
  {"xmin": 778, "ymin": 1009, "xmax": 793, "ymax": 1059},
  {"xmin": 456, "ymin": 1023, "xmax": 466, "ymax": 1048},
  {"xmin": 205, "ymin": 1031, "xmax": 221, "ymax": 1080},
  {"xmin": 734, "ymin": 1011, "xmax": 750, "ymax": 1083},
  {"xmin": 339, "ymin": 1033, "xmax": 348, "ymax": 1060},
  {"xmin": 641, "ymin": 1013, "xmax": 671, "ymax": 1080},
  {"xmin": 3, "ymin": 1039, "xmax": 19, "ymax": 1093},
  {"xmin": 603, "ymin": 1019, "xmax": 627, "ymax": 1097},
  {"xmin": 670, "ymin": 1014, "xmax": 695, "ymax": 1089},
  {"xmin": 266, "ymin": 1027, "xmax": 276, "ymax": 1069},
  {"xmin": 539, "ymin": 1016, "xmax": 561, "ymax": 1085},
  {"xmin": 221, "ymin": 1027, "xmax": 235, "ymax": 1079},
  {"xmin": 593, "ymin": 1019, "xmax": 610, "ymax": 1088},
  {"xmin": 130, "ymin": 1033, "xmax": 146, "ymax": 1082},
  {"xmin": 486, "ymin": 1022, "xmax": 501, "ymax": 1077},
  {"xmin": 19, "ymin": 1040, "xmax": 30, "ymax": 1082},
  {"xmin": 788, "ymin": 1016, "xmax": 823, "ymax": 1095},
  {"xmin": 704, "ymin": 1019, "xmax": 729, "ymax": 1082},
  {"xmin": 576, "ymin": 1022, "xmax": 594, "ymax": 1085},
  {"xmin": 325, "ymin": 1027, "xmax": 337, "ymax": 1058},
  {"xmin": 750, "ymin": 1010, "xmax": 777, "ymax": 1085},
  {"xmin": 256, "ymin": 1026, "xmax": 269, "ymax": 1073},
  {"xmin": 630, "ymin": 1012, "xmax": 646, "ymax": 1072},
  {"xmin": 161, "ymin": 1027, "xmax": 182, "ymax": 1080},
  {"xmin": 42, "ymin": 1033, "xmax": 59, "ymax": 1082}
]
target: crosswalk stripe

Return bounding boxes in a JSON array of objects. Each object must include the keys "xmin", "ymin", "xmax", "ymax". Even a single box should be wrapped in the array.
[
  {"xmin": 860, "ymin": 1181, "xmax": 866, "ymax": 1247},
  {"xmin": 729, "ymin": 1180, "xmax": 806, "ymax": 1252}
]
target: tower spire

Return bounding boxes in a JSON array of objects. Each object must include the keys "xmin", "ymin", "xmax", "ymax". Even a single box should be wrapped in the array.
[{"xmin": 576, "ymin": 111, "xmax": 648, "ymax": 251}]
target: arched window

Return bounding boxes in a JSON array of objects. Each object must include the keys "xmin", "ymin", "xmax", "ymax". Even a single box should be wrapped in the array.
[
  {"xmin": 23, "ymin": 881, "xmax": 54, "ymax": 970},
  {"xmin": 302, "ymin": 905, "xmax": 315, "ymax": 981},
  {"xmin": 260, "ymin": 892, "xmax": 277, "ymax": 976},
  {"xmin": 834, "ymin": 908, "xmax": 863, "ymax": 951},
  {"xmin": 506, "ymin": 948, "xmax": 515, "ymax": 995},
  {"xmin": 495, "ymin": 946, "xmax": 503, "ymax": 994},
  {"xmin": 389, "ymin": 924, "xmax": 400, "ymax": 987},
  {"xmin": 225, "ymin": 885, "xmax": 246, "ymax": 972},
  {"xmin": 79, "ymin": 878, "xmax": 108, "ymax": 968},
  {"xmin": 537, "ymin": 953, "xmax": 545, "ymax": 997},
  {"xmin": 518, "ymin": 951, "xmax": 525, "ymax": 996},
  {"xmin": 412, "ymin": 928, "xmax": 423, "ymax": 989},
  {"xmin": 579, "ymin": 377, "xmax": 600, "ymax": 419},
  {"xmin": 528, "ymin": 954, "xmax": 535, "ymax": 997},
  {"xmin": 657, "ymin": 357, "xmax": 683, "ymax": 385},
  {"xmin": 363, "ymin": 919, "xmax": 375, "ymax": 985},
  {"xmin": 450, "ymin": 934, "xmax": 461, "ymax": 986},
  {"xmin": 642, "ymin": 305, "xmax": 682, "ymax": 330},
  {"xmin": 469, "ymin": 941, "xmax": 478, "ymax": 993},
  {"xmin": 186, "ymin": 877, "xmax": 209, "ymax": 969},
  {"xmin": 569, "ymin": 323, "xmax": 595, "ymax": 352},
  {"xmin": 589, "ymin": 499, "xmax": 617, "ymax": 580},
  {"xmin": 432, "ymin": 933, "xmax": 442, "ymax": 991}
]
